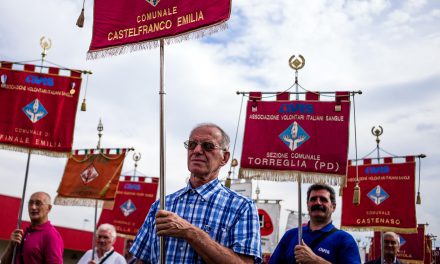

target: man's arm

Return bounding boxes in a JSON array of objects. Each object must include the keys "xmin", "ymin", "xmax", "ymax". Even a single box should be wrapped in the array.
[
  {"xmin": 155, "ymin": 210, "xmax": 254, "ymax": 264},
  {"xmin": 1, "ymin": 229, "xmax": 23, "ymax": 263}
]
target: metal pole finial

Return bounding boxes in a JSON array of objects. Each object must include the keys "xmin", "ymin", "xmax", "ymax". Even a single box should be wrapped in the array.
[
  {"xmin": 288, "ymin": 55, "xmax": 305, "ymax": 71},
  {"xmin": 133, "ymin": 152, "xmax": 141, "ymax": 178},
  {"xmin": 371, "ymin": 125, "xmax": 383, "ymax": 145},
  {"xmin": 40, "ymin": 36, "xmax": 52, "ymax": 61},
  {"xmin": 288, "ymin": 54, "xmax": 305, "ymax": 100},
  {"xmin": 97, "ymin": 119, "xmax": 104, "ymax": 149}
]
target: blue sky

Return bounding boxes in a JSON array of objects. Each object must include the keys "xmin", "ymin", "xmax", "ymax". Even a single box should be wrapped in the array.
[{"xmin": 1, "ymin": 0, "xmax": 439, "ymax": 251}]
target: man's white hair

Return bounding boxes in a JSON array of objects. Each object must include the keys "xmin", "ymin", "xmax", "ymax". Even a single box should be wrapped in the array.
[
  {"xmin": 97, "ymin": 223, "xmax": 117, "ymax": 242},
  {"xmin": 384, "ymin": 231, "xmax": 400, "ymax": 246}
]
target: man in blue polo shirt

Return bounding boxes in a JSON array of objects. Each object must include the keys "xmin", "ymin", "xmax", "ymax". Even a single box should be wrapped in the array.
[{"xmin": 269, "ymin": 183, "xmax": 360, "ymax": 264}]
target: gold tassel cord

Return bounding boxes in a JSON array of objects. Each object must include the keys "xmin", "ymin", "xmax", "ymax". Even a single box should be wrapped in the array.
[
  {"xmin": 81, "ymin": 98, "xmax": 87, "ymax": 111},
  {"xmin": 352, "ymin": 183, "xmax": 360, "ymax": 206},
  {"xmin": 76, "ymin": 0, "xmax": 86, "ymax": 28},
  {"xmin": 76, "ymin": 8, "xmax": 85, "ymax": 28},
  {"xmin": 224, "ymin": 176, "xmax": 231, "ymax": 188},
  {"xmin": 416, "ymin": 191, "xmax": 421, "ymax": 205}
]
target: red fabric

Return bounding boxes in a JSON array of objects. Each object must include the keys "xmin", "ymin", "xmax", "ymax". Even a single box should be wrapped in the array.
[
  {"xmin": 0, "ymin": 194, "xmax": 124, "ymax": 253},
  {"xmin": 305, "ymin": 91, "xmax": 319, "ymax": 101},
  {"xmin": 425, "ymin": 236, "xmax": 432, "ymax": 264},
  {"xmin": 89, "ymin": 0, "xmax": 231, "ymax": 52},
  {"xmin": 240, "ymin": 97, "xmax": 350, "ymax": 176},
  {"xmin": 49, "ymin": 67, "xmax": 60, "ymax": 75},
  {"xmin": 371, "ymin": 225, "xmax": 425, "ymax": 262},
  {"xmin": 341, "ymin": 160, "xmax": 416, "ymax": 231},
  {"xmin": 276, "ymin": 92, "xmax": 289, "ymax": 101},
  {"xmin": 57, "ymin": 153, "xmax": 126, "ymax": 200},
  {"xmin": 384, "ymin": 157, "xmax": 393, "ymax": 163},
  {"xmin": 98, "ymin": 179, "xmax": 158, "ymax": 236},
  {"xmin": 24, "ymin": 64, "xmax": 35, "ymax": 72},
  {"xmin": 0, "ymin": 66, "xmax": 81, "ymax": 153}
]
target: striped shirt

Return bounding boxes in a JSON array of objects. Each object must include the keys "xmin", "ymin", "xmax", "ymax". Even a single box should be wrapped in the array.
[{"xmin": 130, "ymin": 178, "xmax": 262, "ymax": 263}]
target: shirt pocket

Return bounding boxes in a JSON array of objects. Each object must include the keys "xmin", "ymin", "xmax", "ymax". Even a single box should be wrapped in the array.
[{"xmin": 202, "ymin": 223, "xmax": 229, "ymax": 245}]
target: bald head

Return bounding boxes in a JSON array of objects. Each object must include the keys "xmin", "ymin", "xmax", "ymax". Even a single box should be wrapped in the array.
[{"xmin": 28, "ymin": 191, "xmax": 52, "ymax": 226}]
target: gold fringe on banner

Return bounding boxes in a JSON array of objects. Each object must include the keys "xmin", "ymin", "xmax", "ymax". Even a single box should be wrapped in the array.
[
  {"xmin": 54, "ymin": 196, "xmax": 105, "ymax": 207},
  {"xmin": 86, "ymin": 23, "xmax": 228, "ymax": 60},
  {"xmin": 340, "ymin": 225, "xmax": 418, "ymax": 234},
  {"xmin": 238, "ymin": 168, "xmax": 346, "ymax": 186},
  {"xmin": 401, "ymin": 261, "xmax": 423, "ymax": 264},
  {"xmin": 0, "ymin": 144, "xmax": 69, "ymax": 158}
]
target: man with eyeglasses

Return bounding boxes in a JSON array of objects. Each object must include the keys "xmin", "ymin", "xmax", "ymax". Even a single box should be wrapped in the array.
[
  {"xmin": 1, "ymin": 191, "xmax": 63, "ymax": 263},
  {"xmin": 130, "ymin": 123, "xmax": 262, "ymax": 263},
  {"xmin": 365, "ymin": 232, "xmax": 403, "ymax": 264}
]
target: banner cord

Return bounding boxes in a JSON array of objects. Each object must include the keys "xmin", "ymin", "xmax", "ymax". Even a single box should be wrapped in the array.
[{"xmin": 227, "ymin": 94, "xmax": 245, "ymax": 180}]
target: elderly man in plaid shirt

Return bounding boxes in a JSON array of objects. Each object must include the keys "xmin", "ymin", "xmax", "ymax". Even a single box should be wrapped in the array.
[{"xmin": 131, "ymin": 123, "xmax": 262, "ymax": 264}]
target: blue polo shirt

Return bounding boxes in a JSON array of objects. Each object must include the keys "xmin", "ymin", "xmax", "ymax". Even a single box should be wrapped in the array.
[{"xmin": 269, "ymin": 222, "xmax": 360, "ymax": 264}]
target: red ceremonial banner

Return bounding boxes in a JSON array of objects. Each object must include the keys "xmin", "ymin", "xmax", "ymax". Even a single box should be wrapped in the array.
[
  {"xmin": 341, "ymin": 158, "xmax": 417, "ymax": 233},
  {"xmin": 0, "ymin": 63, "xmax": 82, "ymax": 156},
  {"xmin": 257, "ymin": 202, "xmax": 280, "ymax": 254},
  {"xmin": 88, "ymin": 0, "xmax": 231, "ymax": 58},
  {"xmin": 371, "ymin": 225, "xmax": 425, "ymax": 263},
  {"xmin": 98, "ymin": 177, "xmax": 159, "ymax": 236},
  {"xmin": 239, "ymin": 93, "xmax": 350, "ymax": 184},
  {"xmin": 55, "ymin": 152, "xmax": 126, "ymax": 206}
]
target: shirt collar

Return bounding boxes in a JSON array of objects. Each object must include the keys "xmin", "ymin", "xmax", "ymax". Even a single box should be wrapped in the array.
[
  {"xmin": 305, "ymin": 221, "xmax": 334, "ymax": 232},
  {"xmin": 178, "ymin": 178, "xmax": 222, "ymax": 201},
  {"xmin": 28, "ymin": 221, "xmax": 51, "ymax": 231}
]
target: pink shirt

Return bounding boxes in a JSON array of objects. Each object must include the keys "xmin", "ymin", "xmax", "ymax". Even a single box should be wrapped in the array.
[{"xmin": 17, "ymin": 221, "xmax": 64, "ymax": 264}]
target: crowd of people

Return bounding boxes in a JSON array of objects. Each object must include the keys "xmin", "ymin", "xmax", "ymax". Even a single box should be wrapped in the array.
[{"xmin": 1, "ymin": 123, "xmax": 404, "ymax": 264}]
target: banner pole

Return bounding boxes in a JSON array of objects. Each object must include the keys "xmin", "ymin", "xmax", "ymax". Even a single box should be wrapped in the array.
[
  {"xmin": 159, "ymin": 39, "xmax": 166, "ymax": 264},
  {"xmin": 11, "ymin": 149, "xmax": 32, "ymax": 264},
  {"xmin": 372, "ymin": 126, "xmax": 384, "ymax": 264},
  {"xmin": 297, "ymin": 174, "xmax": 302, "ymax": 244},
  {"xmin": 91, "ymin": 200, "xmax": 98, "ymax": 261}
]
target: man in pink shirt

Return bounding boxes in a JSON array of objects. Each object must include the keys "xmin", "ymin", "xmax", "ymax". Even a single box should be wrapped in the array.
[{"xmin": 1, "ymin": 191, "xmax": 64, "ymax": 263}]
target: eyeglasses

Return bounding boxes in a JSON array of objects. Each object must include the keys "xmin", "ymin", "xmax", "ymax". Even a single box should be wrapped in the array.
[
  {"xmin": 184, "ymin": 140, "xmax": 223, "ymax": 152},
  {"xmin": 28, "ymin": 200, "xmax": 49, "ymax": 207}
]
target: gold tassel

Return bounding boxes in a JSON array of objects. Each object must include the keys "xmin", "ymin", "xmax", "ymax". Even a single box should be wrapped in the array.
[
  {"xmin": 225, "ymin": 177, "xmax": 231, "ymax": 188},
  {"xmin": 81, "ymin": 98, "xmax": 87, "ymax": 111},
  {"xmin": 99, "ymin": 182, "xmax": 110, "ymax": 197},
  {"xmin": 339, "ymin": 187, "xmax": 343, "ymax": 197},
  {"xmin": 352, "ymin": 184, "xmax": 360, "ymax": 205},
  {"xmin": 76, "ymin": 8, "xmax": 85, "ymax": 28},
  {"xmin": 416, "ymin": 191, "xmax": 421, "ymax": 204}
]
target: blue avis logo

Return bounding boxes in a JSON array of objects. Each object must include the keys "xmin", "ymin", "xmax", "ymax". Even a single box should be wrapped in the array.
[
  {"xmin": 279, "ymin": 121, "xmax": 310, "ymax": 151},
  {"xmin": 25, "ymin": 75, "xmax": 54, "ymax": 87},
  {"xmin": 120, "ymin": 199, "xmax": 136, "ymax": 217},
  {"xmin": 365, "ymin": 166, "xmax": 390, "ymax": 174},
  {"xmin": 367, "ymin": 185, "xmax": 390, "ymax": 205},
  {"xmin": 22, "ymin": 99, "xmax": 48, "ymax": 123}
]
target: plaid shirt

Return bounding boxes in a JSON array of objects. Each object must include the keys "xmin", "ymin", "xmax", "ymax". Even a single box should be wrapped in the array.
[{"xmin": 130, "ymin": 178, "xmax": 262, "ymax": 263}]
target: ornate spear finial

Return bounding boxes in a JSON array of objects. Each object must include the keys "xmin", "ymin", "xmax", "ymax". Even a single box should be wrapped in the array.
[
  {"xmin": 133, "ymin": 152, "xmax": 141, "ymax": 178},
  {"xmin": 97, "ymin": 119, "xmax": 104, "ymax": 149},
  {"xmin": 288, "ymin": 54, "xmax": 305, "ymax": 99}
]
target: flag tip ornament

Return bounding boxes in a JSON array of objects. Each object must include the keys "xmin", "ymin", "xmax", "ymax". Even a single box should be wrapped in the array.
[{"xmin": 352, "ymin": 183, "xmax": 360, "ymax": 205}]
